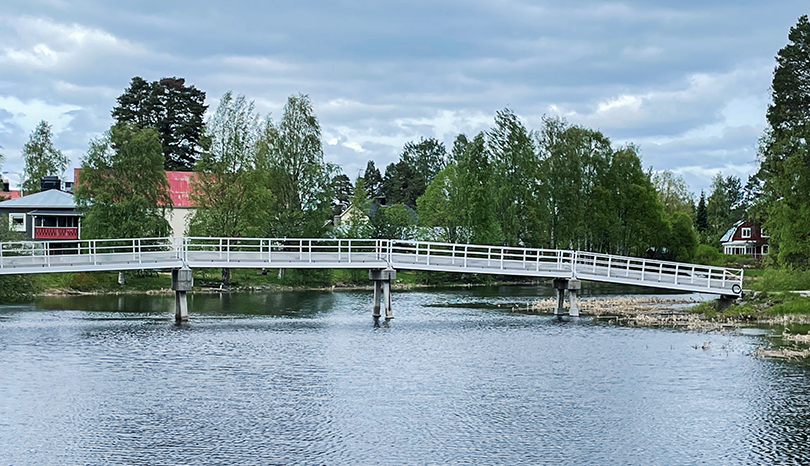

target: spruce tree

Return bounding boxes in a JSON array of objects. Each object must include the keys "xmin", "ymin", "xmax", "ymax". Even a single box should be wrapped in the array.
[{"xmin": 757, "ymin": 14, "xmax": 810, "ymax": 267}]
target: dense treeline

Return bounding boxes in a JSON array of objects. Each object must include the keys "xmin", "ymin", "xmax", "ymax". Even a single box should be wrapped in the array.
[{"xmin": 341, "ymin": 110, "xmax": 696, "ymax": 261}]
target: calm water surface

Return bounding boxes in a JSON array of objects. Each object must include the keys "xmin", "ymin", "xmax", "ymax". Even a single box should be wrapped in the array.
[{"xmin": 1, "ymin": 286, "xmax": 809, "ymax": 465}]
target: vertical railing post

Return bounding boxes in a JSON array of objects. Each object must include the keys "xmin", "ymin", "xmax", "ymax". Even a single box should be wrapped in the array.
[
  {"xmin": 707, "ymin": 268, "xmax": 713, "ymax": 289},
  {"xmin": 674, "ymin": 264, "xmax": 679, "ymax": 285},
  {"xmin": 500, "ymin": 247, "xmax": 504, "ymax": 270},
  {"xmin": 309, "ymin": 240, "xmax": 312, "ymax": 263},
  {"xmin": 607, "ymin": 256, "xmax": 612, "ymax": 277},
  {"xmin": 219, "ymin": 238, "xmax": 223, "ymax": 261},
  {"xmin": 337, "ymin": 239, "xmax": 341, "ymax": 262},
  {"xmin": 464, "ymin": 245, "xmax": 468, "ymax": 268},
  {"xmin": 227, "ymin": 238, "xmax": 231, "ymax": 263},
  {"xmin": 452, "ymin": 244, "xmax": 456, "ymax": 266},
  {"xmin": 488, "ymin": 247, "xmax": 491, "ymax": 267},
  {"xmin": 658, "ymin": 263, "xmax": 663, "ymax": 282},
  {"xmin": 641, "ymin": 260, "xmax": 646, "ymax": 281},
  {"xmin": 348, "ymin": 239, "xmax": 352, "ymax": 263},
  {"xmin": 427, "ymin": 243, "xmax": 431, "ymax": 266},
  {"xmin": 45, "ymin": 241, "xmax": 50, "ymax": 267},
  {"xmin": 138, "ymin": 238, "xmax": 142, "ymax": 264},
  {"xmin": 722, "ymin": 269, "xmax": 726, "ymax": 289},
  {"xmin": 299, "ymin": 239, "xmax": 303, "ymax": 261},
  {"xmin": 0, "ymin": 241, "xmax": 4, "ymax": 269},
  {"xmin": 93, "ymin": 240, "xmax": 97, "ymax": 266},
  {"xmin": 691, "ymin": 266, "xmax": 695, "ymax": 284}
]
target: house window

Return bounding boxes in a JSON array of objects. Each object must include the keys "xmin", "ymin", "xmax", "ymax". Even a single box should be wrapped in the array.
[
  {"xmin": 762, "ymin": 244, "xmax": 770, "ymax": 255},
  {"xmin": 9, "ymin": 214, "xmax": 24, "ymax": 232},
  {"xmin": 761, "ymin": 227, "xmax": 767, "ymax": 237},
  {"xmin": 741, "ymin": 227, "xmax": 751, "ymax": 238}
]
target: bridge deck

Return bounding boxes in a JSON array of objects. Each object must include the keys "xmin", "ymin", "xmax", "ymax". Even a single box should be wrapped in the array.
[{"xmin": 0, "ymin": 237, "xmax": 743, "ymax": 296}]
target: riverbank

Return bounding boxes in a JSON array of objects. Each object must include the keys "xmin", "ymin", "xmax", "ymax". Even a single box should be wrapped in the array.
[{"xmin": 529, "ymin": 294, "xmax": 810, "ymax": 358}]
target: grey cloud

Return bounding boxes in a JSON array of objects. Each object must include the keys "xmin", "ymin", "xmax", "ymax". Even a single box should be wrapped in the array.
[{"xmin": 0, "ymin": 0, "xmax": 808, "ymax": 192}]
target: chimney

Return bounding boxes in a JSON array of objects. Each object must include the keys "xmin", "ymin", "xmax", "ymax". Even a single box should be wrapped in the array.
[{"xmin": 40, "ymin": 176, "xmax": 61, "ymax": 191}]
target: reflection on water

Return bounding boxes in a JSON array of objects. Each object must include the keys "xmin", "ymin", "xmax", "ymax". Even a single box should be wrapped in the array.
[{"xmin": 1, "ymin": 286, "xmax": 809, "ymax": 465}]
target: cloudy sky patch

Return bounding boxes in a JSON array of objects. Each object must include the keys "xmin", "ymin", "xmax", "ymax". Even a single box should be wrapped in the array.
[{"xmin": 0, "ymin": 0, "xmax": 807, "ymax": 193}]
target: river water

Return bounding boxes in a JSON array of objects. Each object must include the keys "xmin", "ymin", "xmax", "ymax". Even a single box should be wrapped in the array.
[{"xmin": 1, "ymin": 286, "xmax": 809, "ymax": 465}]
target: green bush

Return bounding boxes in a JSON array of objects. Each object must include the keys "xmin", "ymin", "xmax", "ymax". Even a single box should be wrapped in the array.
[
  {"xmin": 693, "ymin": 244, "xmax": 724, "ymax": 266},
  {"xmin": 753, "ymin": 269, "xmax": 810, "ymax": 292}
]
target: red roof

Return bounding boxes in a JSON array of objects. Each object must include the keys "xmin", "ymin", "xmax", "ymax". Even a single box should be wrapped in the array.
[
  {"xmin": 2, "ymin": 190, "xmax": 21, "ymax": 200},
  {"xmin": 167, "ymin": 171, "xmax": 194, "ymax": 207},
  {"xmin": 73, "ymin": 168, "xmax": 195, "ymax": 208}
]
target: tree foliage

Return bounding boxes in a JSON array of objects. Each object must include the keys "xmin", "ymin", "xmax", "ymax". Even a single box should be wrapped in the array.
[
  {"xmin": 383, "ymin": 138, "xmax": 446, "ymax": 209},
  {"xmin": 706, "ymin": 173, "xmax": 744, "ymax": 243},
  {"xmin": 653, "ymin": 170, "xmax": 693, "ymax": 217},
  {"xmin": 363, "ymin": 160, "xmax": 383, "ymax": 198},
  {"xmin": 188, "ymin": 92, "xmax": 274, "ymax": 238},
  {"xmin": 261, "ymin": 94, "xmax": 335, "ymax": 237},
  {"xmin": 22, "ymin": 120, "xmax": 68, "ymax": 194},
  {"xmin": 75, "ymin": 124, "xmax": 172, "ymax": 239},
  {"xmin": 756, "ymin": 14, "xmax": 810, "ymax": 268},
  {"xmin": 112, "ymin": 76, "xmax": 207, "ymax": 171}
]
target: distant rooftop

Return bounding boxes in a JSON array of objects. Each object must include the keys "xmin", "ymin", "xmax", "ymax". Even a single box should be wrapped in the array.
[{"xmin": 0, "ymin": 189, "xmax": 75, "ymax": 209}]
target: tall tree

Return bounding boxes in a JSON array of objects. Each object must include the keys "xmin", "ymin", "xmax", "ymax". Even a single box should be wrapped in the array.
[
  {"xmin": 488, "ymin": 108, "xmax": 546, "ymax": 247},
  {"xmin": 401, "ymin": 137, "xmax": 446, "ymax": 193},
  {"xmin": 112, "ymin": 76, "xmax": 207, "ymax": 171},
  {"xmin": 454, "ymin": 133, "xmax": 501, "ymax": 245},
  {"xmin": 75, "ymin": 124, "xmax": 172, "ymax": 239},
  {"xmin": 330, "ymin": 173, "xmax": 353, "ymax": 215},
  {"xmin": 381, "ymin": 161, "xmax": 421, "ymax": 208},
  {"xmin": 706, "ymin": 173, "xmax": 744, "ymax": 242},
  {"xmin": 363, "ymin": 160, "xmax": 383, "ymax": 198},
  {"xmin": 188, "ymin": 92, "xmax": 274, "ymax": 239},
  {"xmin": 756, "ymin": 14, "xmax": 810, "ymax": 268},
  {"xmin": 417, "ymin": 165, "xmax": 462, "ymax": 242},
  {"xmin": 653, "ymin": 170, "xmax": 694, "ymax": 216},
  {"xmin": 262, "ymin": 94, "xmax": 334, "ymax": 237},
  {"xmin": 22, "ymin": 121, "xmax": 69, "ymax": 194},
  {"xmin": 695, "ymin": 191, "xmax": 709, "ymax": 235}
]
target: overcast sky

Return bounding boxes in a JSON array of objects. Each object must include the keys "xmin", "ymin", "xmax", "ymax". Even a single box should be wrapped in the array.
[{"xmin": 0, "ymin": 1, "xmax": 807, "ymax": 194}]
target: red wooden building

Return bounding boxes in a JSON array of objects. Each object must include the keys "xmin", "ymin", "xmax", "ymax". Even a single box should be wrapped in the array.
[{"xmin": 720, "ymin": 220, "xmax": 769, "ymax": 258}]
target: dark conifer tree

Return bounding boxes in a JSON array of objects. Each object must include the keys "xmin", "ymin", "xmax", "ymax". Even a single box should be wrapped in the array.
[{"xmin": 112, "ymin": 76, "xmax": 207, "ymax": 171}]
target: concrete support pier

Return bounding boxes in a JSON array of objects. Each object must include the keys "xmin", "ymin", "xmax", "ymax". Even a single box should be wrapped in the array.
[
  {"xmin": 370, "ymin": 268, "xmax": 396, "ymax": 319},
  {"xmin": 553, "ymin": 278, "xmax": 581, "ymax": 317},
  {"xmin": 172, "ymin": 267, "xmax": 193, "ymax": 322}
]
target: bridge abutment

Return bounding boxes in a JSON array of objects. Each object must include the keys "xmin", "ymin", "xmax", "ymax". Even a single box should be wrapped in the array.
[
  {"xmin": 553, "ymin": 278, "xmax": 581, "ymax": 317},
  {"xmin": 370, "ymin": 268, "xmax": 396, "ymax": 319},
  {"xmin": 172, "ymin": 267, "xmax": 193, "ymax": 322}
]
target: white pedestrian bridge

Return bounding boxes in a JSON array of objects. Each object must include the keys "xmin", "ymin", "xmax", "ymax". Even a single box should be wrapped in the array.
[{"xmin": 0, "ymin": 236, "xmax": 743, "ymax": 297}]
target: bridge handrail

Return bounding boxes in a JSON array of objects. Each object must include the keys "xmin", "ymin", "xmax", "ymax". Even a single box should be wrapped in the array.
[{"xmin": 0, "ymin": 236, "xmax": 744, "ymax": 295}]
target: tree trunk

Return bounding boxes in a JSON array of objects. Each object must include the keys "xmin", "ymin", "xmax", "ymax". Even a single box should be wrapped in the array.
[
  {"xmin": 118, "ymin": 271, "xmax": 126, "ymax": 285},
  {"xmin": 221, "ymin": 268, "xmax": 230, "ymax": 286}
]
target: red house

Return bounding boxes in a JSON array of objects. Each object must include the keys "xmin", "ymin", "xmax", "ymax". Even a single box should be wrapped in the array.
[{"xmin": 720, "ymin": 220, "xmax": 769, "ymax": 257}]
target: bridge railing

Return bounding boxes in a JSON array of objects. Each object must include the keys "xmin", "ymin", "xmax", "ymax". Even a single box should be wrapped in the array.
[
  {"xmin": 573, "ymin": 251, "xmax": 743, "ymax": 294},
  {"xmin": 388, "ymin": 240, "xmax": 576, "ymax": 275},
  {"xmin": 0, "ymin": 237, "xmax": 181, "ymax": 270},
  {"xmin": 183, "ymin": 237, "xmax": 390, "ymax": 265}
]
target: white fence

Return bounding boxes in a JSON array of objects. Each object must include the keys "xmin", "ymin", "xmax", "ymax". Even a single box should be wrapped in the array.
[{"xmin": 0, "ymin": 237, "xmax": 744, "ymax": 296}]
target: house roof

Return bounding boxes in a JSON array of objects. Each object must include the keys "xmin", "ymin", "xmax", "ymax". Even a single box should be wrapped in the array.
[
  {"xmin": 0, "ymin": 189, "xmax": 75, "ymax": 209},
  {"xmin": 167, "ymin": 171, "xmax": 194, "ymax": 207},
  {"xmin": 719, "ymin": 220, "xmax": 745, "ymax": 243},
  {"xmin": 74, "ymin": 168, "xmax": 195, "ymax": 208}
]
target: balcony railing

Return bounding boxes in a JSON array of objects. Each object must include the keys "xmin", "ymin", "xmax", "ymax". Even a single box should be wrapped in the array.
[{"xmin": 34, "ymin": 227, "xmax": 79, "ymax": 240}]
